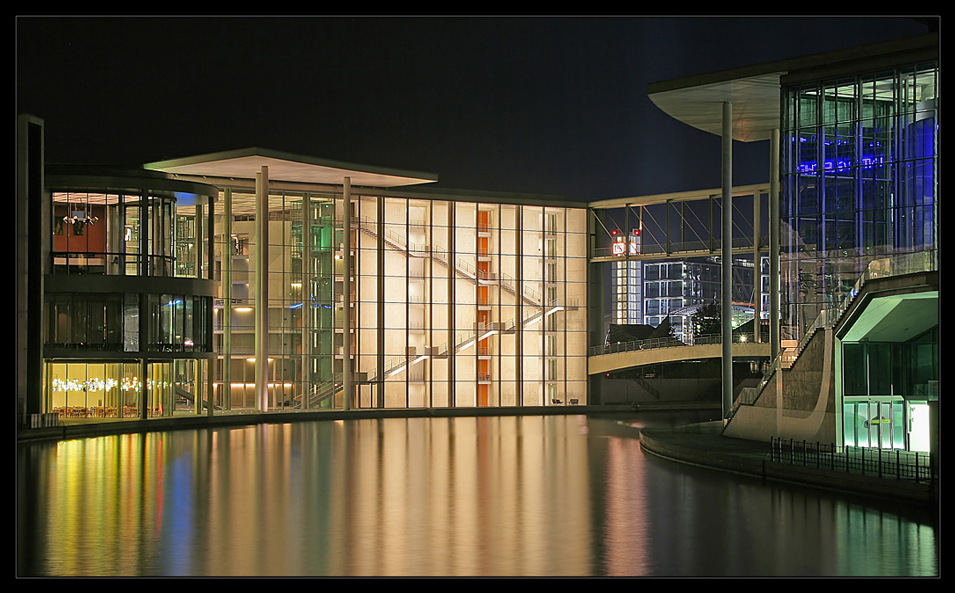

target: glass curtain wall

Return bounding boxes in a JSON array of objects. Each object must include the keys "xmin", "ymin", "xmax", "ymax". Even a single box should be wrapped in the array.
[
  {"xmin": 781, "ymin": 62, "xmax": 938, "ymax": 340},
  {"xmin": 613, "ymin": 260, "xmax": 642, "ymax": 325},
  {"xmin": 214, "ymin": 188, "xmax": 587, "ymax": 411},
  {"xmin": 45, "ymin": 183, "xmax": 214, "ymax": 421},
  {"xmin": 213, "ymin": 188, "xmax": 337, "ymax": 410},
  {"xmin": 348, "ymin": 196, "xmax": 587, "ymax": 409},
  {"xmin": 51, "ymin": 189, "xmax": 210, "ymax": 279},
  {"xmin": 642, "ymin": 258, "xmax": 755, "ymax": 341}
]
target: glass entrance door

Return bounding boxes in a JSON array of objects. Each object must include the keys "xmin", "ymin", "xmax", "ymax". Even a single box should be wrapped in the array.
[{"xmin": 844, "ymin": 398, "xmax": 906, "ymax": 449}]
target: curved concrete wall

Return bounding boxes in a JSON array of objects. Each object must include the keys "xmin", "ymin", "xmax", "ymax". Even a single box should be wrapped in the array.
[{"xmin": 725, "ymin": 328, "xmax": 836, "ymax": 444}]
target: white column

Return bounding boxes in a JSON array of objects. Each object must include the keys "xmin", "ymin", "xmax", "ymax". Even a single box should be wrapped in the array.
[
  {"xmin": 342, "ymin": 177, "xmax": 352, "ymax": 410},
  {"xmin": 753, "ymin": 189, "xmax": 761, "ymax": 344},
  {"xmin": 302, "ymin": 192, "xmax": 312, "ymax": 409},
  {"xmin": 255, "ymin": 166, "xmax": 269, "ymax": 412},
  {"xmin": 721, "ymin": 101, "xmax": 733, "ymax": 420},
  {"xmin": 223, "ymin": 188, "xmax": 233, "ymax": 410},
  {"xmin": 769, "ymin": 128, "xmax": 781, "ymax": 361}
]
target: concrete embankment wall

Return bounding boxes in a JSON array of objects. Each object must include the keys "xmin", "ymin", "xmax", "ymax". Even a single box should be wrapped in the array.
[
  {"xmin": 724, "ymin": 328, "xmax": 836, "ymax": 444},
  {"xmin": 639, "ymin": 423, "xmax": 936, "ymax": 505}
]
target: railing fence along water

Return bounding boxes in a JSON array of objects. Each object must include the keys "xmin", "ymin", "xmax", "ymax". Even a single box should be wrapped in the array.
[{"xmin": 769, "ymin": 438, "xmax": 937, "ymax": 485}]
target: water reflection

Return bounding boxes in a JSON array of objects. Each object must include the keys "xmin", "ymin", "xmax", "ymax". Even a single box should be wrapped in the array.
[{"xmin": 17, "ymin": 413, "xmax": 938, "ymax": 576}]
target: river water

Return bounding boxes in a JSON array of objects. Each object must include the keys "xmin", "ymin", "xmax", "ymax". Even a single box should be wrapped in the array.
[{"xmin": 17, "ymin": 412, "xmax": 939, "ymax": 577}]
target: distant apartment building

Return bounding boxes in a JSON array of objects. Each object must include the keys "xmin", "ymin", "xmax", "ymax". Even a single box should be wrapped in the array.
[{"xmin": 614, "ymin": 256, "xmax": 757, "ymax": 342}]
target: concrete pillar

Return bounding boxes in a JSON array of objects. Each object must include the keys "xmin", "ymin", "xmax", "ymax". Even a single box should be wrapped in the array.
[
  {"xmin": 223, "ymin": 188, "xmax": 233, "ymax": 410},
  {"xmin": 342, "ymin": 177, "xmax": 352, "ymax": 410},
  {"xmin": 255, "ymin": 167, "xmax": 269, "ymax": 412},
  {"xmin": 769, "ymin": 128, "xmax": 781, "ymax": 361},
  {"xmin": 753, "ymin": 189, "xmax": 761, "ymax": 344},
  {"xmin": 302, "ymin": 192, "xmax": 311, "ymax": 410},
  {"xmin": 206, "ymin": 358, "xmax": 214, "ymax": 418},
  {"xmin": 721, "ymin": 101, "xmax": 733, "ymax": 419},
  {"xmin": 17, "ymin": 115, "xmax": 46, "ymax": 421}
]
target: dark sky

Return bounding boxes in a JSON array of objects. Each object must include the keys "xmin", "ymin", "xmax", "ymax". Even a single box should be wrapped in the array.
[{"xmin": 17, "ymin": 16, "xmax": 934, "ymax": 202}]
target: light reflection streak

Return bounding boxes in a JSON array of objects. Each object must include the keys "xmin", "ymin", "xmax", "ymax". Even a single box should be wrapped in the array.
[{"xmin": 18, "ymin": 415, "xmax": 938, "ymax": 577}]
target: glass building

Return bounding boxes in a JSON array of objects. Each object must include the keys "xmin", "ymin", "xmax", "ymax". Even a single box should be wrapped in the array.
[
  {"xmin": 40, "ymin": 165, "xmax": 219, "ymax": 420},
  {"xmin": 780, "ymin": 57, "xmax": 938, "ymax": 341},
  {"xmin": 147, "ymin": 150, "xmax": 589, "ymax": 412},
  {"xmin": 21, "ymin": 146, "xmax": 590, "ymax": 422},
  {"xmin": 780, "ymin": 46, "xmax": 939, "ymax": 452},
  {"xmin": 645, "ymin": 32, "xmax": 938, "ymax": 452}
]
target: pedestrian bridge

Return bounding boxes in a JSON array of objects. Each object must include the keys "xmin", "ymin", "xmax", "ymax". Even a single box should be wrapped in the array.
[{"xmin": 589, "ymin": 334, "xmax": 770, "ymax": 375}]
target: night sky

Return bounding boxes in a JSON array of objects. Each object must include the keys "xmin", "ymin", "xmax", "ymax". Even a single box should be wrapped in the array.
[{"xmin": 17, "ymin": 16, "xmax": 934, "ymax": 203}]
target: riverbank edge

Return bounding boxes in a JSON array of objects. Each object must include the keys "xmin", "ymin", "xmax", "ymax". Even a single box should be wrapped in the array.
[
  {"xmin": 638, "ymin": 421, "xmax": 938, "ymax": 506},
  {"xmin": 16, "ymin": 401, "xmax": 715, "ymax": 443},
  {"xmin": 19, "ymin": 405, "xmax": 935, "ymax": 507}
]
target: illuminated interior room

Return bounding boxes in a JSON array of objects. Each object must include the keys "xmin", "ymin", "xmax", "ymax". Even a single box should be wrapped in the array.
[{"xmin": 146, "ymin": 149, "xmax": 589, "ymax": 411}]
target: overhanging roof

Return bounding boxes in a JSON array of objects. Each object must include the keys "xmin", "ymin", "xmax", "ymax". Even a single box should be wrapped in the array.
[
  {"xmin": 649, "ymin": 71, "xmax": 785, "ymax": 142},
  {"xmin": 145, "ymin": 147, "xmax": 438, "ymax": 188},
  {"xmin": 840, "ymin": 291, "xmax": 938, "ymax": 343},
  {"xmin": 648, "ymin": 33, "xmax": 938, "ymax": 143}
]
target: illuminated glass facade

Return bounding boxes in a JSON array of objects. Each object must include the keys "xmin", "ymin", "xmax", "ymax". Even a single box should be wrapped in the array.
[
  {"xmin": 781, "ymin": 51, "xmax": 938, "ymax": 453},
  {"xmin": 780, "ymin": 61, "xmax": 938, "ymax": 340},
  {"xmin": 42, "ymin": 167, "xmax": 218, "ymax": 419},
  {"xmin": 612, "ymin": 260, "xmax": 642, "ymax": 325},
  {"xmin": 209, "ymin": 182, "xmax": 589, "ymax": 410}
]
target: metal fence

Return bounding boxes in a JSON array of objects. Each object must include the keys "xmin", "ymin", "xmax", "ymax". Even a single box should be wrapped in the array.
[
  {"xmin": 769, "ymin": 438, "xmax": 937, "ymax": 484},
  {"xmin": 590, "ymin": 332, "xmax": 755, "ymax": 358}
]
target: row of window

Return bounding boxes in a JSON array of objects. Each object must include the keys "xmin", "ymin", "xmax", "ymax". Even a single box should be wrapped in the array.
[
  {"xmin": 51, "ymin": 190, "xmax": 214, "ymax": 280},
  {"xmin": 45, "ymin": 293, "xmax": 213, "ymax": 353}
]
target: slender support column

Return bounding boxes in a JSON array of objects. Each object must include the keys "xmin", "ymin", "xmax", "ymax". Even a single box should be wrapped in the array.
[
  {"xmin": 205, "ymin": 199, "xmax": 215, "ymax": 417},
  {"xmin": 753, "ymin": 189, "xmax": 761, "ymax": 344},
  {"xmin": 769, "ymin": 128, "xmax": 781, "ymax": 361},
  {"xmin": 302, "ymin": 192, "xmax": 312, "ymax": 410},
  {"xmin": 721, "ymin": 101, "xmax": 733, "ymax": 419},
  {"xmin": 223, "ymin": 188, "xmax": 233, "ymax": 410},
  {"xmin": 17, "ymin": 115, "xmax": 46, "ymax": 420},
  {"xmin": 377, "ymin": 197, "xmax": 385, "ymax": 408},
  {"xmin": 625, "ymin": 205, "xmax": 630, "ymax": 320},
  {"xmin": 515, "ymin": 206, "xmax": 522, "ymax": 405},
  {"xmin": 140, "ymin": 356, "xmax": 149, "ymax": 420},
  {"xmin": 206, "ymin": 359, "xmax": 214, "ymax": 418},
  {"xmin": 342, "ymin": 177, "xmax": 352, "ymax": 410},
  {"xmin": 255, "ymin": 167, "xmax": 269, "ymax": 412}
]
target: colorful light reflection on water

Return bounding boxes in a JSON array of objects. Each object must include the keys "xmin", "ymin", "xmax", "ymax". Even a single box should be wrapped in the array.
[{"xmin": 17, "ymin": 414, "xmax": 938, "ymax": 577}]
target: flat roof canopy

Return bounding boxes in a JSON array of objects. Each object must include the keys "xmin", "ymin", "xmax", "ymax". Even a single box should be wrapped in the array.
[
  {"xmin": 145, "ymin": 147, "xmax": 438, "ymax": 188},
  {"xmin": 648, "ymin": 33, "xmax": 938, "ymax": 143},
  {"xmin": 649, "ymin": 72, "xmax": 784, "ymax": 143}
]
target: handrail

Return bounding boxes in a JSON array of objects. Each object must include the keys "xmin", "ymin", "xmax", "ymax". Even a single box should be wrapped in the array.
[
  {"xmin": 52, "ymin": 250, "xmax": 186, "ymax": 277},
  {"xmin": 590, "ymin": 332, "xmax": 755, "ymax": 358},
  {"xmin": 358, "ymin": 217, "xmax": 549, "ymax": 308},
  {"xmin": 785, "ymin": 250, "xmax": 937, "ymax": 366}
]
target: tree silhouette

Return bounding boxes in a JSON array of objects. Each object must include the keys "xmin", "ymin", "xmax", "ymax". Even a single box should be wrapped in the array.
[{"xmin": 691, "ymin": 300, "xmax": 721, "ymax": 336}]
